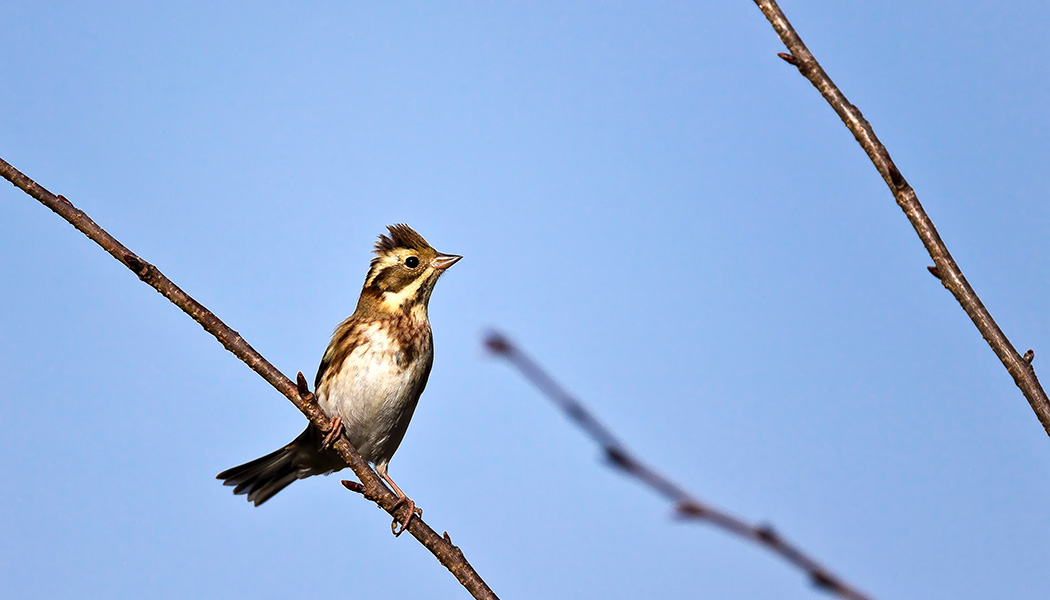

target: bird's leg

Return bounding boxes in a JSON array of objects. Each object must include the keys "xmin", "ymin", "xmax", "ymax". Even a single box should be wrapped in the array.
[
  {"xmin": 377, "ymin": 464, "xmax": 421, "ymax": 536},
  {"xmin": 320, "ymin": 417, "xmax": 343, "ymax": 450}
]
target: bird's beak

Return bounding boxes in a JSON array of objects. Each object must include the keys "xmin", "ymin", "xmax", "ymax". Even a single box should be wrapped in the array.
[{"xmin": 431, "ymin": 253, "xmax": 462, "ymax": 271}]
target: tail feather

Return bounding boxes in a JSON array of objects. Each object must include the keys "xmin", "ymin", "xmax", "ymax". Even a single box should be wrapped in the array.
[
  {"xmin": 217, "ymin": 426, "xmax": 344, "ymax": 506},
  {"xmin": 218, "ymin": 446, "xmax": 299, "ymax": 506}
]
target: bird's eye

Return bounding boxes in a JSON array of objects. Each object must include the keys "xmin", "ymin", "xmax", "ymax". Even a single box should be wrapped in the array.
[{"xmin": 404, "ymin": 256, "xmax": 420, "ymax": 268}]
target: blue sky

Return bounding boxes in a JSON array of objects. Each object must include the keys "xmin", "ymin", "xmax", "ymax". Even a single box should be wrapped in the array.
[{"xmin": 3, "ymin": 2, "xmax": 1050, "ymax": 598}]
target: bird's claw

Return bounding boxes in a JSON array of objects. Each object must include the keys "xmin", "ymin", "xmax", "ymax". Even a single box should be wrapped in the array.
[
  {"xmin": 390, "ymin": 496, "xmax": 422, "ymax": 537},
  {"xmin": 320, "ymin": 417, "xmax": 343, "ymax": 450}
]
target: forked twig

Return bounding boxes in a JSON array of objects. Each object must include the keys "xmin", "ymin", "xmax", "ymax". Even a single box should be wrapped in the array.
[
  {"xmin": 0, "ymin": 157, "xmax": 498, "ymax": 600},
  {"xmin": 753, "ymin": 0, "xmax": 1050, "ymax": 435},
  {"xmin": 486, "ymin": 332, "xmax": 874, "ymax": 600}
]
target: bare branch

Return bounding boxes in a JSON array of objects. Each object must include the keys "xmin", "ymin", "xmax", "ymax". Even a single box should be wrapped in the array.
[
  {"xmin": 752, "ymin": 0, "xmax": 1050, "ymax": 436},
  {"xmin": 0, "ymin": 156, "xmax": 499, "ymax": 600},
  {"xmin": 486, "ymin": 332, "xmax": 875, "ymax": 600}
]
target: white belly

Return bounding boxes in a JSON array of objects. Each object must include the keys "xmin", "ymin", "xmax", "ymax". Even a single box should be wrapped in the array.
[{"xmin": 317, "ymin": 323, "xmax": 431, "ymax": 465}]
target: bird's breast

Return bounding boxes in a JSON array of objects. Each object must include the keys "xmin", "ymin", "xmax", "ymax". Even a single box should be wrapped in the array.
[{"xmin": 316, "ymin": 319, "xmax": 432, "ymax": 463}]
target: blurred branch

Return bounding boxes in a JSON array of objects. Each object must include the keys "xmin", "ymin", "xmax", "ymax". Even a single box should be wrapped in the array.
[
  {"xmin": 485, "ymin": 332, "xmax": 874, "ymax": 600},
  {"xmin": 0, "ymin": 157, "xmax": 498, "ymax": 600},
  {"xmin": 752, "ymin": 0, "xmax": 1050, "ymax": 436}
]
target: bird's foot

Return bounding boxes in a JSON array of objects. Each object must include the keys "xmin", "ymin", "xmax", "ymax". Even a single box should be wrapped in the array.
[
  {"xmin": 390, "ymin": 495, "xmax": 422, "ymax": 537},
  {"xmin": 320, "ymin": 417, "xmax": 343, "ymax": 450}
]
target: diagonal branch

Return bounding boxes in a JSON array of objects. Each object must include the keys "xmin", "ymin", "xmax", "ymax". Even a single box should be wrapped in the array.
[
  {"xmin": 486, "ymin": 332, "xmax": 875, "ymax": 600},
  {"xmin": 751, "ymin": 0, "xmax": 1050, "ymax": 436},
  {"xmin": 0, "ymin": 156, "xmax": 498, "ymax": 600}
]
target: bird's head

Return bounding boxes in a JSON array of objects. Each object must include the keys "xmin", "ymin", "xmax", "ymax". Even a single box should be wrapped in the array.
[{"xmin": 358, "ymin": 224, "xmax": 461, "ymax": 316}]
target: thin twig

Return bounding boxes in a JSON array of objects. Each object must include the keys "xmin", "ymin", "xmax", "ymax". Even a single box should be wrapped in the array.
[
  {"xmin": 485, "ymin": 332, "xmax": 875, "ymax": 600},
  {"xmin": 753, "ymin": 0, "xmax": 1050, "ymax": 436},
  {"xmin": 0, "ymin": 156, "xmax": 498, "ymax": 600}
]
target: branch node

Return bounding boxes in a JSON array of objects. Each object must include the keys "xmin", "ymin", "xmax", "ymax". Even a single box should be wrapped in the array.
[
  {"xmin": 1024, "ymin": 349, "xmax": 1035, "ymax": 365},
  {"xmin": 810, "ymin": 570, "xmax": 838, "ymax": 591},
  {"xmin": 604, "ymin": 446, "xmax": 635, "ymax": 472},
  {"xmin": 341, "ymin": 480, "xmax": 366, "ymax": 495},
  {"xmin": 123, "ymin": 252, "xmax": 147, "ymax": 276},
  {"xmin": 676, "ymin": 501, "xmax": 707, "ymax": 518},
  {"xmin": 755, "ymin": 523, "xmax": 779, "ymax": 543},
  {"xmin": 56, "ymin": 194, "xmax": 72, "ymax": 206},
  {"xmin": 443, "ymin": 532, "xmax": 464, "ymax": 557},
  {"xmin": 885, "ymin": 156, "xmax": 905, "ymax": 188},
  {"xmin": 776, "ymin": 52, "xmax": 799, "ymax": 65},
  {"xmin": 927, "ymin": 265, "xmax": 941, "ymax": 280}
]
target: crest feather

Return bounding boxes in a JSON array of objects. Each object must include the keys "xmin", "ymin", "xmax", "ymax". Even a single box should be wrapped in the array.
[{"xmin": 374, "ymin": 224, "xmax": 431, "ymax": 254}]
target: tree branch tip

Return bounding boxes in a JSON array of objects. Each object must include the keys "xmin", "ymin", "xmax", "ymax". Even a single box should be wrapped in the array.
[
  {"xmin": 776, "ymin": 52, "xmax": 799, "ymax": 65},
  {"xmin": 1024, "ymin": 349, "xmax": 1035, "ymax": 364},
  {"xmin": 926, "ymin": 265, "xmax": 942, "ymax": 280},
  {"xmin": 483, "ymin": 332, "xmax": 512, "ymax": 355}
]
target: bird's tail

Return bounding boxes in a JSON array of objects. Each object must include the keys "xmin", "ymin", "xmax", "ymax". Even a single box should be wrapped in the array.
[{"xmin": 217, "ymin": 426, "xmax": 342, "ymax": 506}]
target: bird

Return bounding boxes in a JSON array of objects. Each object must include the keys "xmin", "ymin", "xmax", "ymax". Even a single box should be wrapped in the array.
[{"xmin": 217, "ymin": 224, "xmax": 460, "ymax": 534}]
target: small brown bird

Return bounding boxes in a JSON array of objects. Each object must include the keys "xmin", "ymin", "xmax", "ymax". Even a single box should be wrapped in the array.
[{"xmin": 217, "ymin": 224, "xmax": 460, "ymax": 532}]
